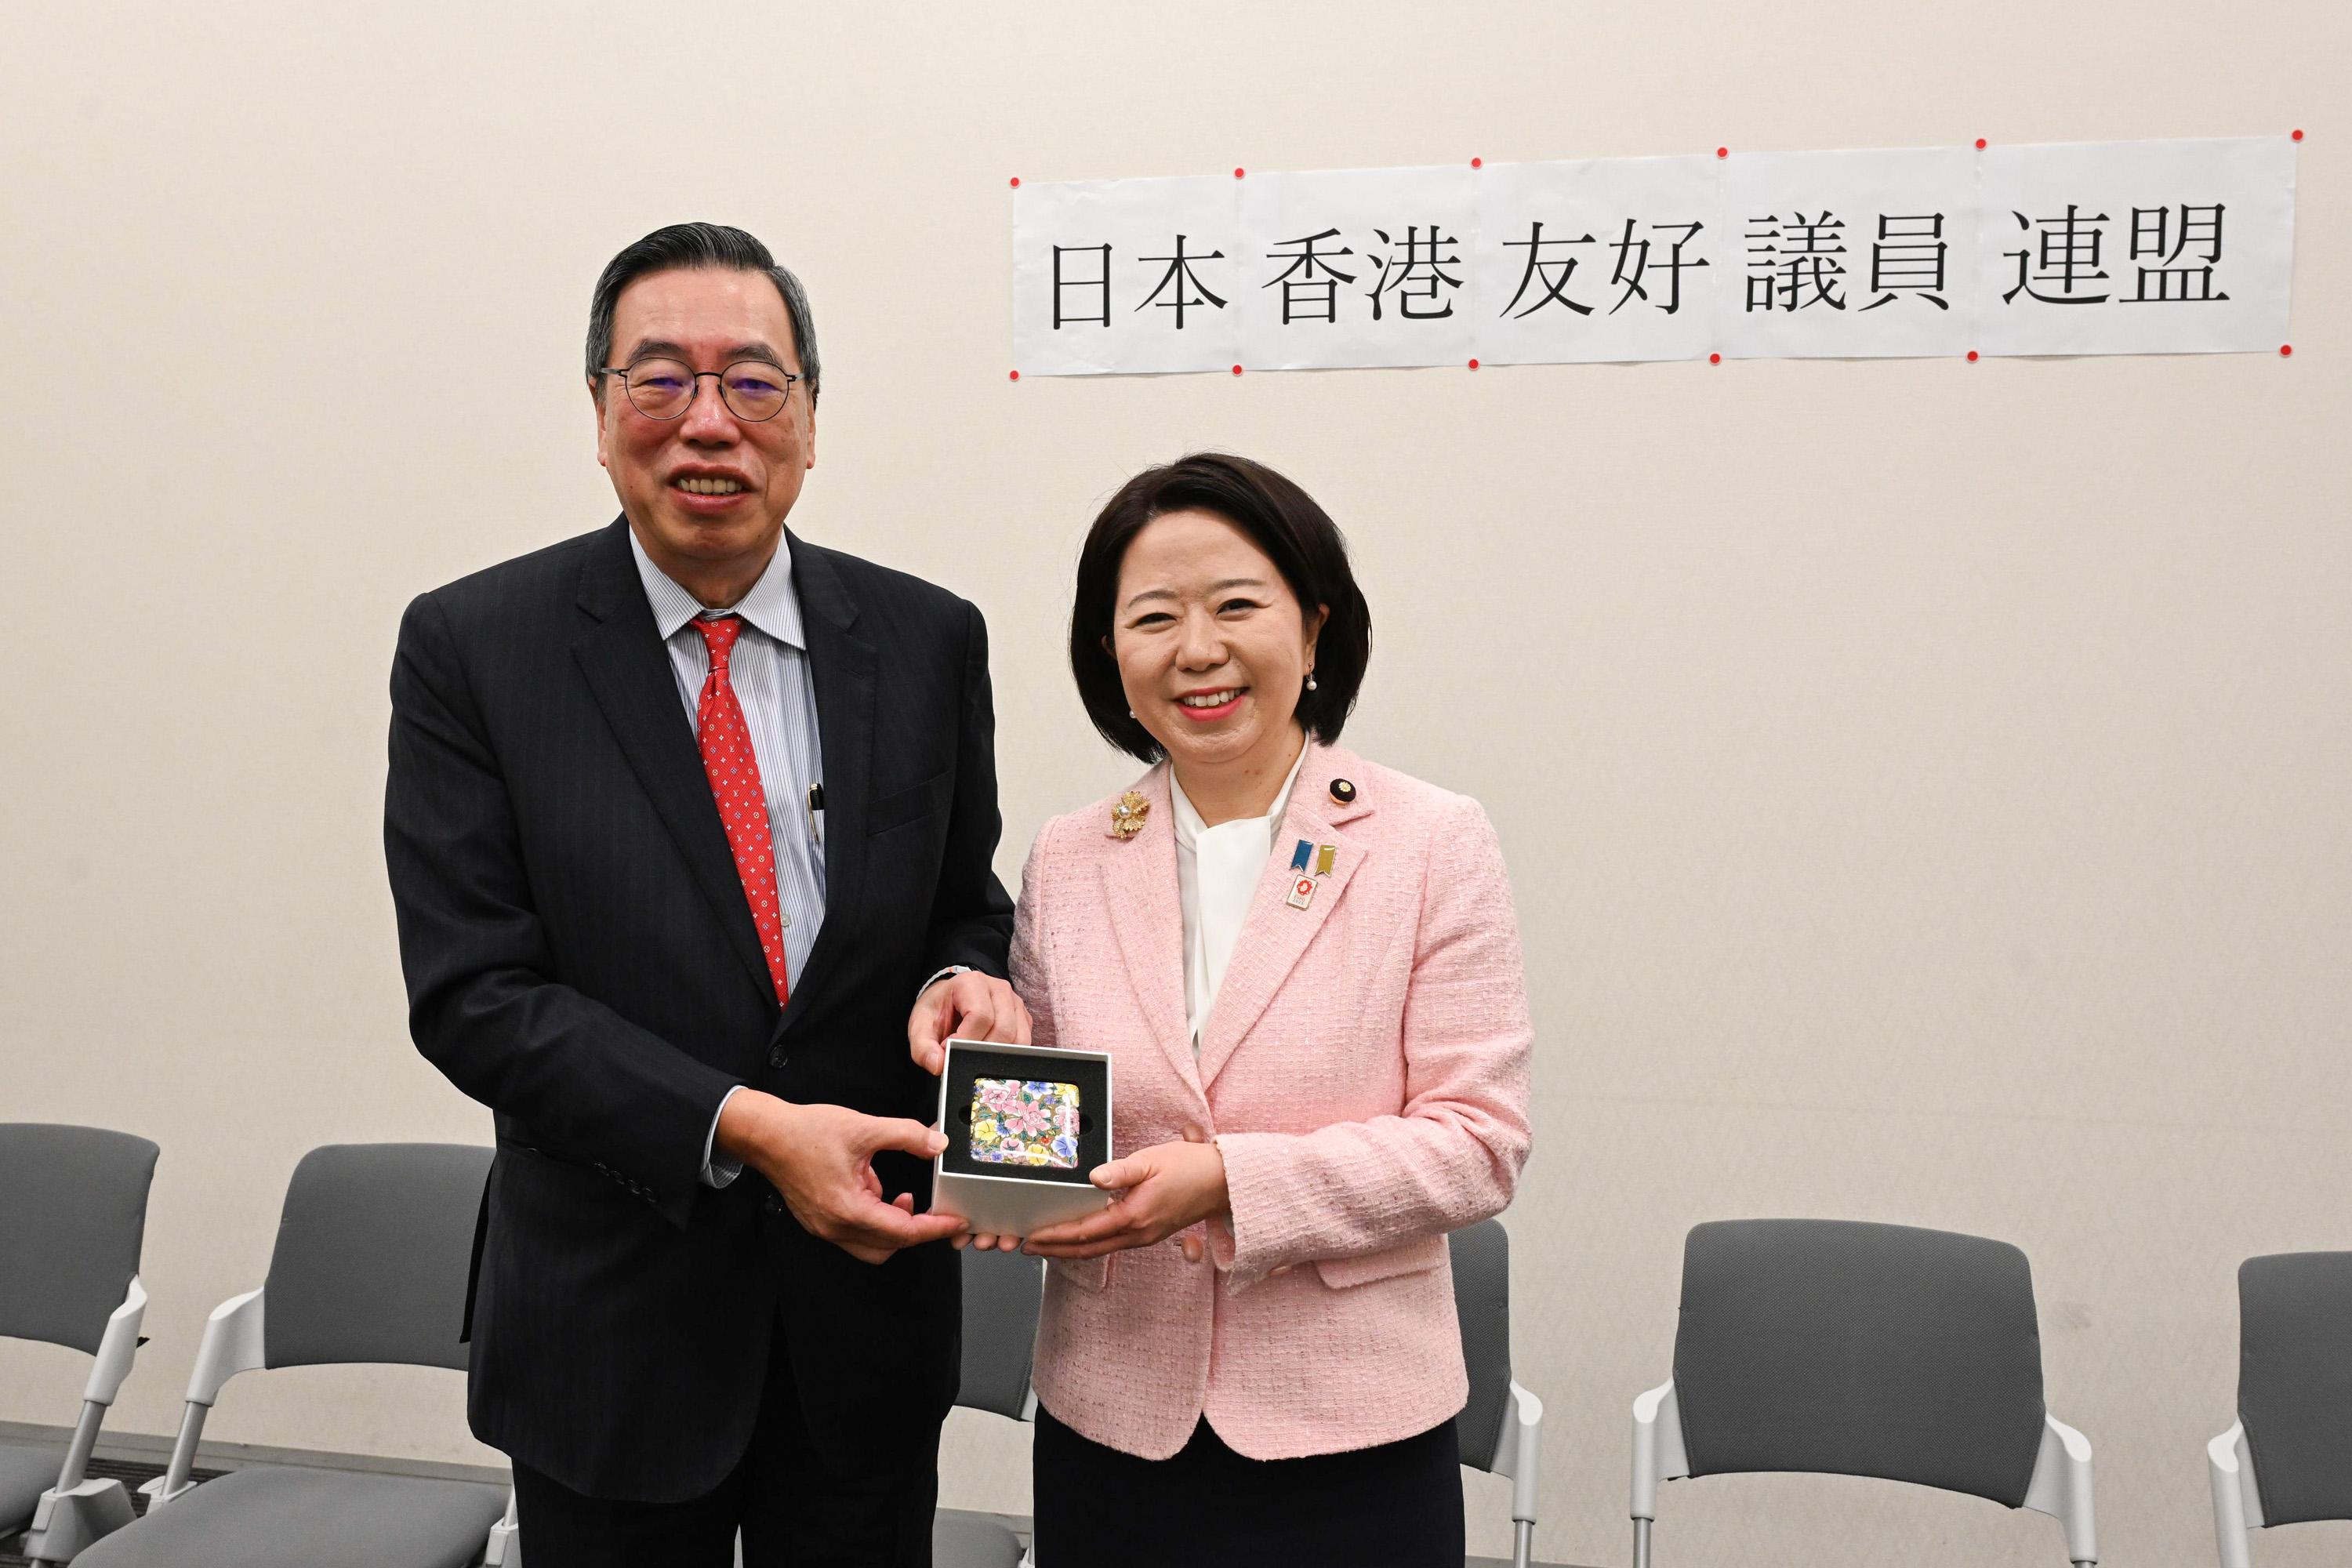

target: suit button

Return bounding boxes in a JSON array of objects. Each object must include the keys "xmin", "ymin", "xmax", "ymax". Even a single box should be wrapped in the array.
[
  {"xmin": 768, "ymin": 1045, "xmax": 787, "ymax": 1069},
  {"xmin": 1181, "ymin": 1123, "xmax": 1206, "ymax": 1144},
  {"xmin": 1181, "ymin": 1236, "xmax": 1204, "ymax": 1264},
  {"xmin": 762, "ymin": 1192, "xmax": 783, "ymax": 1215}
]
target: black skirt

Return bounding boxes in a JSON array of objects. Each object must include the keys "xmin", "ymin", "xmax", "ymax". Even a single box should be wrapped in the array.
[{"xmin": 1031, "ymin": 1404, "xmax": 1465, "ymax": 1567}]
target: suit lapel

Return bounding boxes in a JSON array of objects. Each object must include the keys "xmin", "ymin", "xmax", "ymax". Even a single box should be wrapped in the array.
[
  {"xmin": 570, "ymin": 519, "xmax": 775, "ymax": 1008},
  {"xmin": 778, "ymin": 532, "xmax": 875, "ymax": 1035},
  {"xmin": 1096, "ymin": 768, "xmax": 1202, "ymax": 1100},
  {"xmin": 1196, "ymin": 745, "xmax": 1374, "ymax": 1090}
]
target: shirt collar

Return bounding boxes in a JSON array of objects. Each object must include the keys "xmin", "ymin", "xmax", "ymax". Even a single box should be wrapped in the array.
[
  {"xmin": 627, "ymin": 526, "xmax": 808, "ymax": 651},
  {"xmin": 1170, "ymin": 739, "xmax": 1309, "ymax": 848}
]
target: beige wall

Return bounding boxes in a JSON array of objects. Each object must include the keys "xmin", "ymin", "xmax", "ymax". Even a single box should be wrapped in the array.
[{"xmin": 5, "ymin": 2, "xmax": 2349, "ymax": 1562}]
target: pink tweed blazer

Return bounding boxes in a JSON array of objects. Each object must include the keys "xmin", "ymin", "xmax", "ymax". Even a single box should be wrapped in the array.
[{"xmin": 1014, "ymin": 742, "xmax": 1533, "ymax": 1461}]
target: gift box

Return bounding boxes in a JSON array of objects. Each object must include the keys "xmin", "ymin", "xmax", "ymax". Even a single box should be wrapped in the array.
[{"xmin": 931, "ymin": 1038, "xmax": 1112, "ymax": 1236}]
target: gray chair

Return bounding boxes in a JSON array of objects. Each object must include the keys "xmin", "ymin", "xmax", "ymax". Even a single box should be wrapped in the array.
[
  {"xmin": 932, "ymin": 1243, "xmax": 1044, "ymax": 1568},
  {"xmin": 2208, "ymin": 1251, "xmax": 2352, "ymax": 1566},
  {"xmin": 1629, "ymin": 1219, "xmax": 2097, "ymax": 1568},
  {"xmin": 76, "ymin": 1143, "xmax": 510, "ymax": 1568},
  {"xmin": 0, "ymin": 1124, "xmax": 158, "ymax": 1566},
  {"xmin": 1453, "ymin": 1219, "xmax": 1545, "ymax": 1568}
]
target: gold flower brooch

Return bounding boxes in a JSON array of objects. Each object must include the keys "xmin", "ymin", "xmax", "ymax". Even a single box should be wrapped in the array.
[{"xmin": 1110, "ymin": 791, "xmax": 1150, "ymax": 840}]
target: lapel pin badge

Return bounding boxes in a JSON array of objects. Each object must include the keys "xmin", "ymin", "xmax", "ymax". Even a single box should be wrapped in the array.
[
  {"xmin": 1110, "ymin": 791, "xmax": 1150, "ymax": 840},
  {"xmin": 1286, "ymin": 838, "xmax": 1317, "ymax": 910}
]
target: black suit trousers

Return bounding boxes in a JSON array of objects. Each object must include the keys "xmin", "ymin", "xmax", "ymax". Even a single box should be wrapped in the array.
[{"xmin": 513, "ymin": 1298, "xmax": 945, "ymax": 1567}]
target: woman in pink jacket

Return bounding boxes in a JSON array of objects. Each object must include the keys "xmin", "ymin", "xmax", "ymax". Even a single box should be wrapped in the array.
[{"xmin": 928, "ymin": 452, "xmax": 1532, "ymax": 1565}]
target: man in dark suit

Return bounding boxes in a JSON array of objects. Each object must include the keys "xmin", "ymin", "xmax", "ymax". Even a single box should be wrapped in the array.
[{"xmin": 384, "ymin": 223, "xmax": 1027, "ymax": 1566}]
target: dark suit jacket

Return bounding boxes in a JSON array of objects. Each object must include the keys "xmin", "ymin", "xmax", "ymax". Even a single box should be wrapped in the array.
[{"xmin": 384, "ymin": 517, "xmax": 1013, "ymax": 1502}]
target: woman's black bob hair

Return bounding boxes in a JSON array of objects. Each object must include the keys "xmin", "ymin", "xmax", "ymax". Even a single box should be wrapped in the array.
[{"xmin": 1069, "ymin": 452, "xmax": 1372, "ymax": 763}]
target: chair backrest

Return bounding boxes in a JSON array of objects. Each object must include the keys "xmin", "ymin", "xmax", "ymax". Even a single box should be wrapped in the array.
[
  {"xmin": 1672, "ymin": 1218, "xmax": 2048, "ymax": 1506},
  {"xmin": 262, "ymin": 1142, "xmax": 492, "ymax": 1373},
  {"xmin": 1450, "ymin": 1219, "xmax": 1513, "ymax": 1472},
  {"xmin": 0, "ymin": 1123, "xmax": 159, "ymax": 1354},
  {"xmin": 956, "ymin": 1245, "xmax": 1045, "ymax": 1420},
  {"xmin": 2238, "ymin": 1250, "xmax": 2352, "ymax": 1526}
]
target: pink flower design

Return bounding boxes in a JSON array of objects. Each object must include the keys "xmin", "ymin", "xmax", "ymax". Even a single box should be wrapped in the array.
[{"xmin": 968, "ymin": 1079, "xmax": 1081, "ymax": 1169}]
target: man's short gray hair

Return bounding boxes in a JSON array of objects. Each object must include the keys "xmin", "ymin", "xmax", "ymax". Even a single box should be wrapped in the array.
[{"xmin": 586, "ymin": 222, "xmax": 820, "ymax": 405}]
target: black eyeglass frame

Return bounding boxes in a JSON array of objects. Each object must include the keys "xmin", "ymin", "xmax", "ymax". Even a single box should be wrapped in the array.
[{"xmin": 596, "ymin": 358, "xmax": 801, "ymax": 423}]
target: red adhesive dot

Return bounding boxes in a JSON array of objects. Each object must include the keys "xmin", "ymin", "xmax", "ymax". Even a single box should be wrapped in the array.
[
  {"xmin": 1468, "ymin": 358, "xmax": 1479, "ymax": 369},
  {"xmin": 2292, "ymin": 129, "xmax": 2305, "ymax": 142},
  {"xmin": 1233, "ymin": 167, "xmax": 1246, "ymax": 179},
  {"xmin": 1975, "ymin": 138, "xmax": 1988, "ymax": 150},
  {"xmin": 2281, "ymin": 343, "xmax": 2294, "ymax": 357},
  {"xmin": 1716, "ymin": 147, "xmax": 1729, "ymax": 158},
  {"xmin": 1709, "ymin": 352, "xmax": 1721, "ymax": 365},
  {"xmin": 1231, "ymin": 364, "xmax": 1243, "ymax": 375},
  {"xmin": 1966, "ymin": 350, "xmax": 1980, "ymax": 362},
  {"xmin": 1471, "ymin": 156, "xmax": 1483, "ymax": 169},
  {"xmin": 1009, "ymin": 176, "xmax": 1021, "ymax": 187},
  {"xmin": 1008, "ymin": 369, "xmax": 1020, "ymax": 381}
]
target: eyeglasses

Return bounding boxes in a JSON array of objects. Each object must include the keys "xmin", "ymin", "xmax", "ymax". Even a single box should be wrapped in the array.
[{"xmin": 598, "ymin": 357, "xmax": 800, "ymax": 423}]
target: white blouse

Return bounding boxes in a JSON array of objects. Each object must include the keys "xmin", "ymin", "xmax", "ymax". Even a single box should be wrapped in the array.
[{"xmin": 1168, "ymin": 744, "xmax": 1308, "ymax": 1056}]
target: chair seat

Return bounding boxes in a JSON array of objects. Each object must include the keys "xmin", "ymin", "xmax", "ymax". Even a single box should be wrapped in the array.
[
  {"xmin": 934, "ymin": 1506, "xmax": 1025, "ymax": 1568},
  {"xmin": 74, "ymin": 1464, "xmax": 508, "ymax": 1568},
  {"xmin": 0, "ymin": 1442, "xmax": 62, "ymax": 1534}
]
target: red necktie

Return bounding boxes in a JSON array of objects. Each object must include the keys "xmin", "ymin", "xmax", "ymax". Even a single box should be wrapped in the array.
[{"xmin": 691, "ymin": 615, "xmax": 790, "ymax": 1008}]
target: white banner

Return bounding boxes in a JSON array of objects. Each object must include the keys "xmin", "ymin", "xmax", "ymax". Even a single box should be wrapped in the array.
[
  {"xmin": 1974, "ymin": 137, "xmax": 2296, "ymax": 358},
  {"xmin": 1010, "ymin": 136, "xmax": 2296, "ymax": 374},
  {"xmin": 1719, "ymin": 147, "xmax": 1977, "ymax": 361},
  {"xmin": 1475, "ymin": 155, "xmax": 1720, "ymax": 365},
  {"xmin": 1241, "ymin": 165, "xmax": 1478, "ymax": 370},
  {"xmin": 1011, "ymin": 175, "xmax": 1240, "ymax": 375}
]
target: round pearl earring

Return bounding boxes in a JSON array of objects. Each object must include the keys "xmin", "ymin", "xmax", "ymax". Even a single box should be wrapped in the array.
[{"xmin": 1305, "ymin": 673, "xmax": 1318, "ymax": 692}]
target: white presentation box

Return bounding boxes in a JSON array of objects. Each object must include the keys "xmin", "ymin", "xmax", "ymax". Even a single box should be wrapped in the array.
[{"xmin": 931, "ymin": 1038, "xmax": 1112, "ymax": 1237}]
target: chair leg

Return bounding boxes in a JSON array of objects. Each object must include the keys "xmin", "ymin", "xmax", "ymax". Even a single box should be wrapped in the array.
[
  {"xmin": 143, "ymin": 1400, "xmax": 209, "ymax": 1508},
  {"xmin": 1511, "ymin": 1518, "xmax": 1533, "ymax": 1568},
  {"xmin": 482, "ymin": 1488, "xmax": 521, "ymax": 1566},
  {"xmin": 21, "ymin": 1478, "xmax": 135, "ymax": 1566},
  {"xmin": 22, "ymin": 1400, "xmax": 132, "ymax": 1564},
  {"xmin": 55, "ymin": 1401, "xmax": 105, "ymax": 1493},
  {"xmin": 1633, "ymin": 1515, "xmax": 1653, "ymax": 1568}
]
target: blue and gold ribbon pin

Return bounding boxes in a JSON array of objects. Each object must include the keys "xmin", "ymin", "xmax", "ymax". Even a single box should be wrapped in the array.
[{"xmin": 1285, "ymin": 840, "xmax": 1318, "ymax": 910}]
